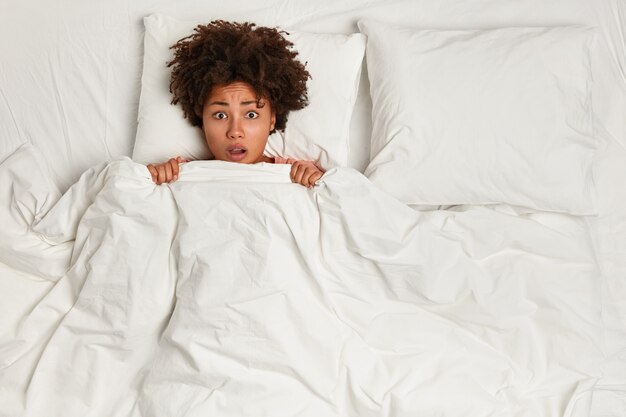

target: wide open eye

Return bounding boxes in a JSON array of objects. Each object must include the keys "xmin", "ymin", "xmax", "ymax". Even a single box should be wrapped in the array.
[
  {"xmin": 245, "ymin": 111, "xmax": 259, "ymax": 119},
  {"xmin": 213, "ymin": 112, "xmax": 227, "ymax": 120}
]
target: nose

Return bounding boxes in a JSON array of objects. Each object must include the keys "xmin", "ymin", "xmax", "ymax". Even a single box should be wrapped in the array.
[{"xmin": 227, "ymin": 118, "xmax": 244, "ymax": 140}]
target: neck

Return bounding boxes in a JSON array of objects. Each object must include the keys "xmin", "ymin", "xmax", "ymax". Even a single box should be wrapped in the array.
[{"xmin": 256, "ymin": 155, "xmax": 275, "ymax": 163}]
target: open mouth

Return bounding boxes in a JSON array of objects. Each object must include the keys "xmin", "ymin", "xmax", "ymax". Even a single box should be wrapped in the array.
[{"xmin": 226, "ymin": 145, "xmax": 248, "ymax": 162}]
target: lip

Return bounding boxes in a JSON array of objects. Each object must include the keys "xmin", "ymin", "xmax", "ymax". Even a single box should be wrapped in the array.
[{"xmin": 225, "ymin": 144, "xmax": 248, "ymax": 162}]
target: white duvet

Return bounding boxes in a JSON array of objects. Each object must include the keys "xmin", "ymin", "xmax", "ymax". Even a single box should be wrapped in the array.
[{"xmin": 0, "ymin": 149, "xmax": 616, "ymax": 416}]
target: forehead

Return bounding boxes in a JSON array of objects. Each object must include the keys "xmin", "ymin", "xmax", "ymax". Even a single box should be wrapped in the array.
[{"xmin": 208, "ymin": 82, "xmax": 258, "ymax": 101}]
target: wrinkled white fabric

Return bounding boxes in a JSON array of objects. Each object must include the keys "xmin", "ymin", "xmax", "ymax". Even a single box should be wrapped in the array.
[
  {"xmin": 2, "ymin": 159, "xmax": 612, "ymax": 417},
  {"xmin": 0, "ymin": 144, "xmax": 67, "ymax": 280}
]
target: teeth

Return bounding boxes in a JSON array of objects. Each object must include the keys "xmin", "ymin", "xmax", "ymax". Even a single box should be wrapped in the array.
[{"xmin": 231, "ymin": 148, "xmax": 245, "ymax": 153}]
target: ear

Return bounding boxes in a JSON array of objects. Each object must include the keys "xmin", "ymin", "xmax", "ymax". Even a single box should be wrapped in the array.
[{"xmin": 270, "ymin": 111, "xmax": 276, "ymax": 132}]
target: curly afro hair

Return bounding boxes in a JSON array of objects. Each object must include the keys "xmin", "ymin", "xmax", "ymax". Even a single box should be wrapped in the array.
[{"xmin": 167, "ymin": 20, "xmax": 311, "ymax": 133}]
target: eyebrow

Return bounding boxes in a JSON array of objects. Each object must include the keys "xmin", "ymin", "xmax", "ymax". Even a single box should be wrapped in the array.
[{"xmin": 207, "ymin": 100, "xmax": 259, "ymax": 106}]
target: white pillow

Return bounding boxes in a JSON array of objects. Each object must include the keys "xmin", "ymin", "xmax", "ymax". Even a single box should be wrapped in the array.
[
  {"xmin": 359, "ymin": 20, "xmax": 598, "ymax": 214},
  {"xmin": 132, "ymin": 14, "xmax": 365, "ymax": 169}
]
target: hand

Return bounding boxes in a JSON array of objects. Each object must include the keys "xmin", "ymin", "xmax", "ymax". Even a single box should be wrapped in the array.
[
  {"xmin": 289, "ymin": 160, "xmax": 324, "ymax": 188},
  {"xmin": 147, "ymin": 156, "xmax": 188, "ymax": 184}
]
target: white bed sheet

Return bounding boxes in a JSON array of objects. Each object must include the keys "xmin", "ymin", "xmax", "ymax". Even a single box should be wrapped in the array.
[{"xmin": 0, "ymin": 149, "xmax": 620, "ymax": 416}]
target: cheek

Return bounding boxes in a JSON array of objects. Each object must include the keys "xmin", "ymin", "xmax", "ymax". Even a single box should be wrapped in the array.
[
  {"xmin": 202, "ymin": 123, "xmax": 224, "ymax": 149},
  {"xmin": 203, "ymin": 117, "xmax": 223, "ymax": 133},
  {"xmin": 248, "ymin": 124, "xmax": 271, "ymax": 146},
  {"xmin": 250, "ymin": 122, "xmax": 269, "ymax": 135}
]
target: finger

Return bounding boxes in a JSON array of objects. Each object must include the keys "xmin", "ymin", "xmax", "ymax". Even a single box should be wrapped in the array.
[
  {"xmin": 293, "ymin": 164, "xmax": 307, "ymax": 185},
  {"xmin": 147, "ymin": 165, "xmax": 158, "ymax": 182},
  {"xmin": 165, "ymin": 161, "xmax": 173, "ymax": 182},
  {"xmin": 309, "ymin": 171, "xmax": 322, "ymax": 187},
  {"xmin": 170, "ymin": 159, "xmax": 180, "ymax": 180},
  {"xmin": 301, "ymin": 168, "xmax": 314, "ymax": 188},
  {"xmin": 290, "ymin": 163, "xmax": 299, "ymax": 182},
  {"xmin": 157, "ymin": 165, "xmax": 166, "ymax": 184}
]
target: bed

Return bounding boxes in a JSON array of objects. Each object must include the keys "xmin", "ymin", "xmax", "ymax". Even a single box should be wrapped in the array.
[{"xmin": 1, "ymin": 0, "xmax": 625, "ymax": 416}]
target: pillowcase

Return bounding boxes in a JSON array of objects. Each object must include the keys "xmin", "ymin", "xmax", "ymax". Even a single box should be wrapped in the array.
[
  {"xmin": 132, "ymin": 14, "xmax": 366, "ymax": 169},
  {"xmin": 359, "ymin": 20, "xmax": 598, "ymax": 214}
]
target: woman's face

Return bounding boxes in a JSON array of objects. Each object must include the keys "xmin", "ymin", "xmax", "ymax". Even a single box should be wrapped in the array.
[{"xmin": 202, "ymin": 81, "xmax": 276, "ymax": 163}]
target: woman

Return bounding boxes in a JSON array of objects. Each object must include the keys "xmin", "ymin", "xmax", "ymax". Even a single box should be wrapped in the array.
[{"xmin": 147, "ymin": 20, "xmax": 324, "ymax": 188}]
